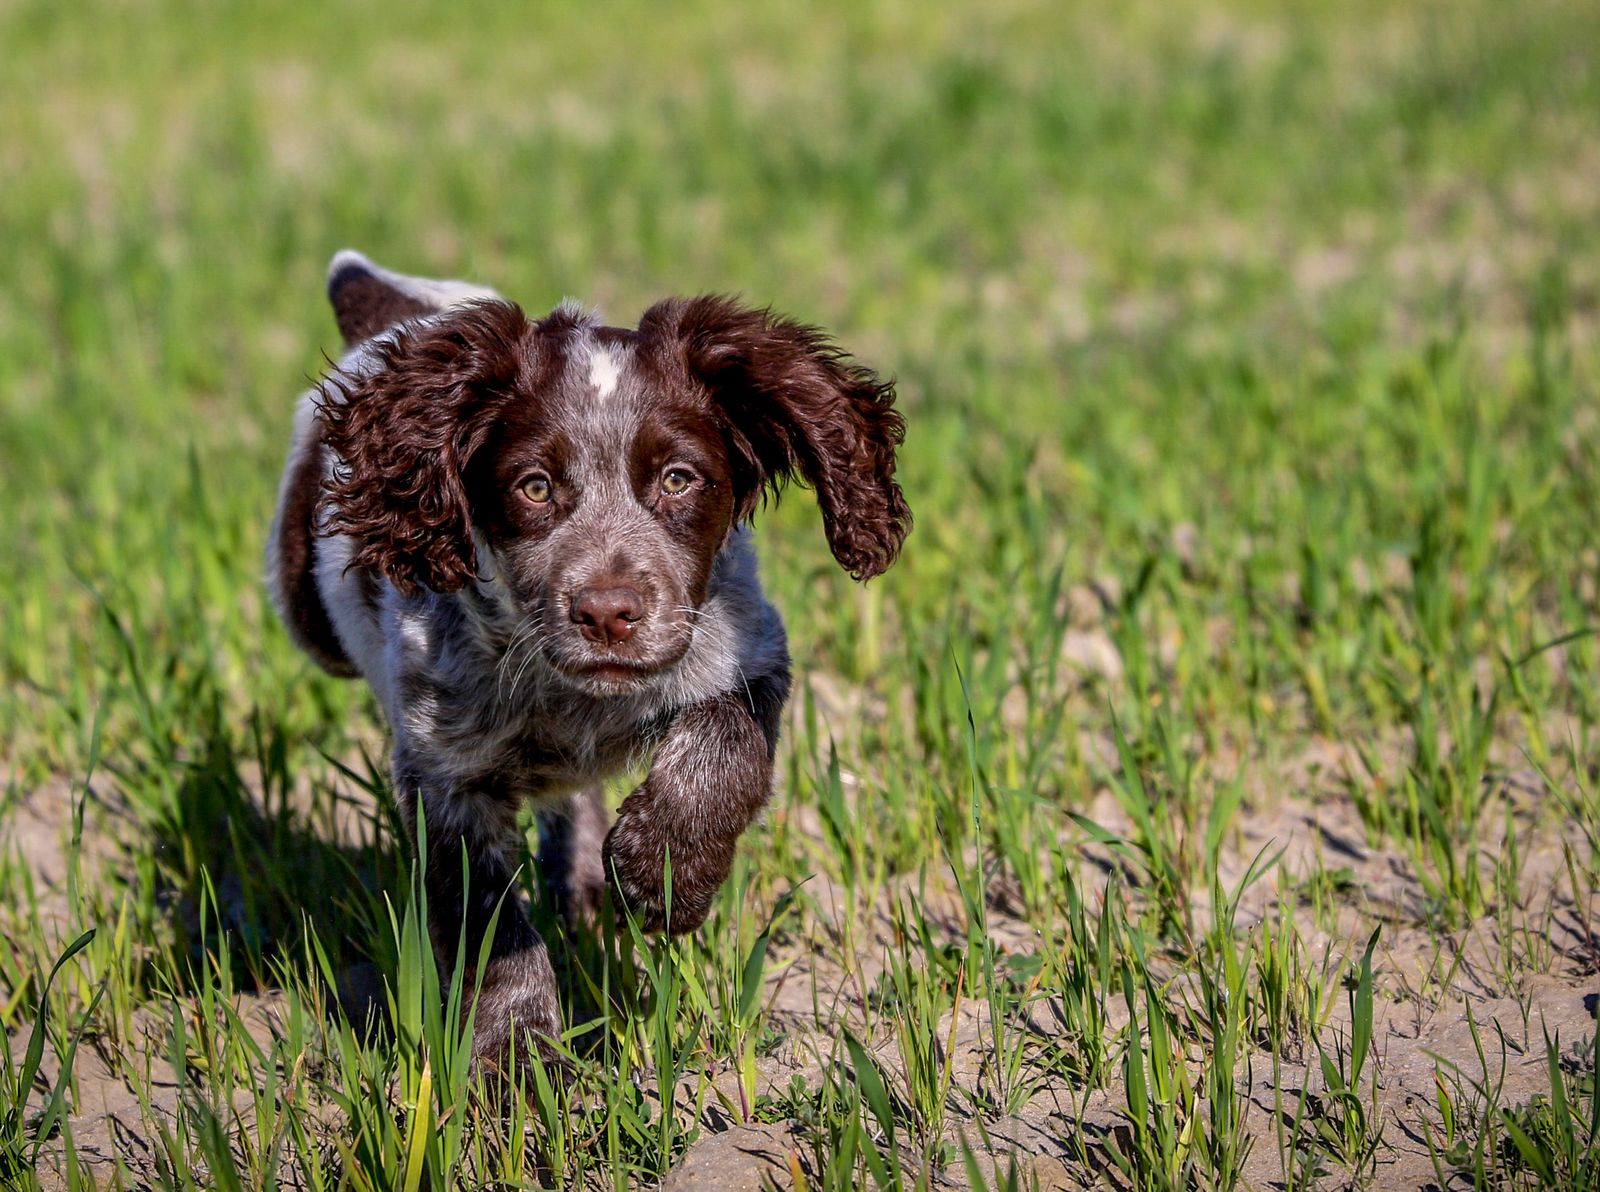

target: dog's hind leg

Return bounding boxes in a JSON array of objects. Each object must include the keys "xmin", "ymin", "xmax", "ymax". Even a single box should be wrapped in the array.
[
  {"xmin": 264, "ymin": 396, "xmax": 359, "ymax": 677},
  {"xmin": 536, "ymin": 784, "xmax": 610, "ymax": 929}
]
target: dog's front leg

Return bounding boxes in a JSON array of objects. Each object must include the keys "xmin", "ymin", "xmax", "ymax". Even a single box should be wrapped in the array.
[
  {"xmin": 602, "ymin": 671, "xmax": 789, "ymax": 934},
  {"xmin": 398, "ymin": 773, "xmax": 561, "ymax": 1069}
]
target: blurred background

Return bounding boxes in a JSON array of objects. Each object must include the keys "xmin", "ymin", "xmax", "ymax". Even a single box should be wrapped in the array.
[{"xmin": 4, "ymin": 0, "xmax": 1597, "ymax": 747}]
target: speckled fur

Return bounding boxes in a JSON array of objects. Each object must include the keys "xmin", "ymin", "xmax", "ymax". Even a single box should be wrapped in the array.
[{"xmin": 265, "ymin": 251, "xmax": 907, "ymax": 1070}]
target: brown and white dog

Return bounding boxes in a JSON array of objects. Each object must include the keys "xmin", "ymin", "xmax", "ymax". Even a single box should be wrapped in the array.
[{"xmin": 266, "ymin": 252, "xmax": 909, "ymax": 1067}]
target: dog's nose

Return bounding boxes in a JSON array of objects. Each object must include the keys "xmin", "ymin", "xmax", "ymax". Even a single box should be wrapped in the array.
[{"xmin": 570, "ymin": 586, "xmax": 644, "ymax": 646}]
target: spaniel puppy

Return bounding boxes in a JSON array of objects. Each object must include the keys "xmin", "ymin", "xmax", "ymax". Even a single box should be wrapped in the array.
[{"xmin": 267, "ymin": 252, "xmax": 909, "ymax": 1067}]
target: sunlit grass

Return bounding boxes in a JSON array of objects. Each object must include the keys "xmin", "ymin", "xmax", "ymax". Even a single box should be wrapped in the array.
[{"xmin": 3, "ymin": 0, "xmax": 1599, "ymax": 1186}]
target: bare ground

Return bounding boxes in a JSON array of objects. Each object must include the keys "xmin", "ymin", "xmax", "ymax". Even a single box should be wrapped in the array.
[{"xmin": 8, "ymin": 719, "xmax": 1598, "ymax": 1191}]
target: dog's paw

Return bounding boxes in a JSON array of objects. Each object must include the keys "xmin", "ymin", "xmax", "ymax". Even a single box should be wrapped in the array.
[
  {"xmin": 468, "ymin": 951, "xmax": 564, "ymax": 1079},
  {"xmin": 602, "ymin": 793, "xmax": 731, "ymax": 934}
]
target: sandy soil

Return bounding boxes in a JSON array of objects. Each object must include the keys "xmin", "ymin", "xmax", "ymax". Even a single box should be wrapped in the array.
[{"xmin": 8, "ymin": 723, "xmax": 1598, "ymax": 1191}]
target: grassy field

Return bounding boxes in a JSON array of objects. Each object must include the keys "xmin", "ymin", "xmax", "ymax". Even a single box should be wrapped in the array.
[{"xmin": 4, "ymin": 0, "xmax": 1600, "ymax": 1186}]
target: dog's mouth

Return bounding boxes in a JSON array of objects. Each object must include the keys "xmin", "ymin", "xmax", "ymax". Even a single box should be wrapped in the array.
[
  {"xmin": 529, "ymin": 603, "xmax": 697, "ymax": 695},
  {"xmin": 550, "ymin": 657, "xmax": 665, "ymax": 691}
]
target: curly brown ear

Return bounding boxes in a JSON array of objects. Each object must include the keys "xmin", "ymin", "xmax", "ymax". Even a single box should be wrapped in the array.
[
  {"xmin": 642, "ymin": 295, "xmax": 911, "ymax": 580},
  {"xmin": 316, "ymin": 301, "xmax": 529, "ymax": 593}
]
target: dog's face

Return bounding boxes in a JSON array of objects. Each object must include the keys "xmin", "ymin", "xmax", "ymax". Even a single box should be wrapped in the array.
[
  {"xmin": 317, "ymin": 297, "xmax": 910, "ymax": 695},
  {"xmin": 463, "ymin": 316, "xmax": 744, "ymax": 692}
]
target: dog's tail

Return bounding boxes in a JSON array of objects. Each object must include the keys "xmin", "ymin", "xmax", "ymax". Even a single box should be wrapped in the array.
[{"xmin": 326, "ymin": 249, "xmax": 504, "ymax": 348}]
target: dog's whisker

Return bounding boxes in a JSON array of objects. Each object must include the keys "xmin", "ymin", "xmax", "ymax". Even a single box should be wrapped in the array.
[
  {"xmin": 502, "ymin": 634, "xmax": 545, "ymax": 703},
  {"xmin": 497, "ymin": 618, "xmax": 549, "ymax": 706},
  {"xmin": 494, "ymin": 614, "xmax": 544, "ymax": 702},
  {"xmin": 505, "ymin": 624, "xmax": 548, "ymax": 703}
]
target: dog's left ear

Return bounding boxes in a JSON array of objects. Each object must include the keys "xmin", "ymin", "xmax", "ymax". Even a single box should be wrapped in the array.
[{"xmin": 642, "ymin": 295, "xmax": 911, "ymax": 580}]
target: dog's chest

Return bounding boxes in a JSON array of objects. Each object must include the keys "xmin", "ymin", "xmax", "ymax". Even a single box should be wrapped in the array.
[{"xmin": 398, "ymin": 662, "xmax": 665, "ymax": 801}]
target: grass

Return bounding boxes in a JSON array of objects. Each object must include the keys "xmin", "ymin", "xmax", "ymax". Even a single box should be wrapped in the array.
[{"xmin": 3, "ymin": 0, "xmax": 1600, "ymax": 1186}]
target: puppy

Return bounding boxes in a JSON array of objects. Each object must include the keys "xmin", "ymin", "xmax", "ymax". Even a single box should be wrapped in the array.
[{"xmin": 267, "ymin": 252, "xmax": 909, "ymax": 1066}]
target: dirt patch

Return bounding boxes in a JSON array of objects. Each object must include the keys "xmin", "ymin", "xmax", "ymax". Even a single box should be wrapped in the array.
[
  {"xmin": 7, "ymin": 724, "xmax": 1598, "ymax": 1189},
  {"xmin": 654, "ymin": 733, "xmax": 1600, "ymax": 1189}
]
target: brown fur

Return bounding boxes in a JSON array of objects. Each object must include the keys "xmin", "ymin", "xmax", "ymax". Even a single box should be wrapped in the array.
[
  {"xmin": 640, "ymin": 295, "xmax": 912, "ymax": 580},
  {"xmin": 315, "ymin": 301, "xmax": 531, "ymax": 594},
  {"xmin": 280, "ymin": 270, "xmax": 908, "ymax": 1070},
  {"xmin": 317, "ymin": 295, "xmax": 909, "ymax": 595},
  {"xmin": 602, "ymin": 672, "xmax": 788, "ymax": 933},
  {"xmin": 328, "ymin": 264, "xmax": 435, "ymax": 348},
  {"xmin": 272, "ymin": 431, "xmax": 358, "ymax": 675}
]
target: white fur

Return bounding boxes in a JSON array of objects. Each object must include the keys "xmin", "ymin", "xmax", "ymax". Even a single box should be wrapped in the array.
[{"xmin": 588, "ymin": 346, "xmax": 622, "ymax": 402}]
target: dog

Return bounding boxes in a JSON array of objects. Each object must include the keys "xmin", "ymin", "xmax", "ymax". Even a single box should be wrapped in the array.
[{"xmin": 266, "ymin": 251, "xmax": 909, "ymax": 1067}]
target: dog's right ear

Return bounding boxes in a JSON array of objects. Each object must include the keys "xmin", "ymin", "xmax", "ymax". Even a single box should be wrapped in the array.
[
  {"xmin": 326, "ymin": 250, "xmax": 505, "ymax": 347},
  {"xmin": 316, "ymin": 301, "xmax": 530, "ymax": 594}
]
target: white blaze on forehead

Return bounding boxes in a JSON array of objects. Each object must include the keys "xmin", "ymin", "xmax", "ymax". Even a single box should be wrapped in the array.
[{"xmin": 588, "ymin": 346, "xmax": 623, "ymax": 402}]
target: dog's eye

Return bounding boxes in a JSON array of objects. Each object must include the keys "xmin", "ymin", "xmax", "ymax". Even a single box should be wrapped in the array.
[
  {"xmin": 520, "ymin": 474, "xmax": 554, "ymax": 504},
  {"xmin": 660, "ymin": 468, "xmax": 696, "ymax": 496}
]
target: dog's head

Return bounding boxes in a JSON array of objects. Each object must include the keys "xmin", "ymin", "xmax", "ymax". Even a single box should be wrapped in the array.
[{"xmin": 316, "ymin": 267, "xmax": 909, "ymax": 695}]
